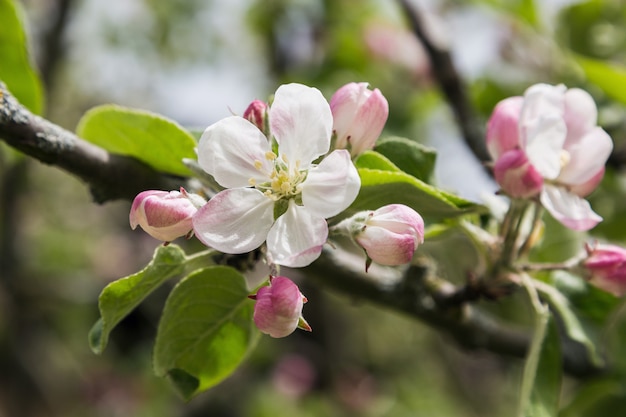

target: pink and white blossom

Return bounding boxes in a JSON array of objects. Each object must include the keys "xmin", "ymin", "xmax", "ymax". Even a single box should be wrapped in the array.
[
  {"xmin": 330, "ymin": 82, "xmax": 389, "ymax": 157},
  {"xmin": 583, "ymin": 243, "xmax": 626, "ymax": 296},
  {"xmin": 251, "ymin": 276, "xmax": 311, "ymax": 338},
  {"xmin": 130, "ymin": 188, "xmax": 205, "ymax": 243},
  {"xmin": 337, "ymin": 204, "xmax": 424, "ymax": 268},
  {"xmin": 487, "ymin": 84, "xmax": 613, "ymax": 231},
  {"xmin": 192, "ymin": 83, "xmax": 361, "ymax": 267}
]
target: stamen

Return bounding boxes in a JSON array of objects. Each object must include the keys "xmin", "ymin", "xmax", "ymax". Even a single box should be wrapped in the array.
[
  {"xmin": 560, "ymin": 150, "xmax": 571, "ymax": 169},
  {"xmin": 248, "ymin": 178, "xmax": 256, "ymax": 186},
  {"xmin": 254, "ymin": 160, "xmax": 263, "ymax": 170},
  {"xmin": 265, "ymin": 151, "xmax": 277, "ymax": 161}
]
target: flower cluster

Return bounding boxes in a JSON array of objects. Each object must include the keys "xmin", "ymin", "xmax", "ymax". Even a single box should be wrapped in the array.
[
  {"xmin": 487, "ymin": 83, "xmax": 613, "ymax": 231},
  {"xmin": 128, "ymin": 82, "xmax": 409, "ymax": 337},
  {"xmin": 192, "ymin": 83, "xmax": 361, "ymax": 268}
]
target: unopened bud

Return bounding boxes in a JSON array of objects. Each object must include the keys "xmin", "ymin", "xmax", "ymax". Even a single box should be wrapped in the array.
[
  {"xmin": 251, "ymin": 276, "xmax": 311, "ymax": 338},
  {"xmin": 330, "ymin": 82, "xmax": 389, "ymax": 157},
  {"xmin": 129, "ymin": 188, "xmax": 205, "ymax": 243},
  {"xmin": 493, "ymin": 149, "xmax": 543, "ymax": 198},
  {"xmin": 339, "ymin": 204, "xmax": 424, "ymax": 269},
  {"xmin": 582, "ymin": 243, "xmax": 626, "ymax": 296},
  {"xmin": 243, "ymin": 99, "xmax": 269, "ymax": 135}
]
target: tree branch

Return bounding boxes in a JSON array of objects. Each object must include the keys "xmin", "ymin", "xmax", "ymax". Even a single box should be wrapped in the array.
[
  {"xmin": 306, "ymin": 252, "xmax": 606, "ymax": 378},
  {"xmin": 0, "ymin": 83, "xmax": 184, "ymax": 203},
  {"xmin": 398, "ymin": 0, "xmax": 490, "ymax": 163}
]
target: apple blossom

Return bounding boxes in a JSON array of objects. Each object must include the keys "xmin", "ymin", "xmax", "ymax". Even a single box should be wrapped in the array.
[
  {"xmin": 129, "ymin": 188, "xmax": 206, "ymax": 243},
  {"xmin": 335, "ymin": 204, "xmax": 424, "ymax": 268},
  {"xmin": 487, "ymin": 84, "xmax": 613, "ymax": 231},
  {"xmin": 330, "ymin": 82, "xmax": 389, "ymax": 157},
  {"xmin": 582, "ymin": 243, "xmax": 626, "ymax": 296},
  {"xmin": 192, "ymin": 83, "xmax": 361, "ymax": 267},
  {"xmin": 250, "ymin": 276, "xmax": 311, "ymax": 338}
]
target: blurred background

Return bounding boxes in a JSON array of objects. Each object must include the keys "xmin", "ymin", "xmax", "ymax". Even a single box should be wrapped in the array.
[{"xmin": 1, "ymin": 0, "xmax": 626, "ymax": 415}]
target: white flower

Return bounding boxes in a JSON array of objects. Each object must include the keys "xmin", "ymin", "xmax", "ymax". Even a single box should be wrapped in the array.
[{"xmin": 192, "ymin": 83, "xmax": 361, "ymax": 267}]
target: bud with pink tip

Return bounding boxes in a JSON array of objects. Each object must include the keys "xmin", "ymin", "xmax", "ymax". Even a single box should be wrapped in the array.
[
  {"xmin": 330, "ymin": 82, "xmax": 389, "ymax": 156},
  {"xmin": 493, "ymin": 149, "xmax": 543, "ymax": 198},
  {"xmin": 243, "ymin": 99, "xmax": 269, "ymax": 135},
  {"xmin": 129, "ymin": 188, "xmax": 205, "ymax": 243},
  {"xmin": 582, "ymin": 243, "xmax": 626, "ymax": 296},
  {"xmin": 250, "ymin": 276, "xmax": 311, "ymax": 338},
  {"xmin": 336, "ymin": 204, "xmax": 424, "ymax": 269}
]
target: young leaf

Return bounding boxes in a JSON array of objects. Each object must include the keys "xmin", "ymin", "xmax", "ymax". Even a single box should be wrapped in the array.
[
  {"xmin": 153, "ymin": 266, "xmax": 259, "ymax": 400},
  {"xmin": 354, "ymin": 151, "xmax": 401, "ymax": 172},
  {"xmin": 350, "ymin": 168, "xmax": 482, "ymax": 220},
  {"xmin": 89, "ymin": 244, "xmax": 188, "ymax": 354},
  {"xmin": 534, "ymin": 279, "xmax": 604, "ymax": 367},
  {"xmin": 76, "ymin": 105, "xmax": 197, "ymax": 176},
  {"xmin": 374, "ymin": 136, "xmax": 437, "ymax": 182},
  {"xmin": 0, "ymin": 0, "xmax": 44, "ymax": 114}
]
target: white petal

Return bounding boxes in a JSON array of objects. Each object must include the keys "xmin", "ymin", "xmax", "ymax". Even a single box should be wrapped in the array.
[
  {"xmin": 564, "ymin": 88, "xmax": 598, "ymax": 146},
  {"xmin": 540, "ymin": 185, "xmax": 602, "ymax": 232},
  {"xmin": 558, "ymin": 127, "xmax": 613, "ymax": 185},
  {"xmin": 269, "ymin": 83, "xmax": 332, "ymax": 168},
  {"xmin": 266, "ymin": 201, "xmax": 328, "ymax": 267},
  {"xmin": 192, "ymin": 188, "xmax": 274, "ymax": 253},
  {"xmin": 197, "ymin": 116, "xmax": 273, "ymax": 188},
  {"xmin": 301, "ymin": 149, "xmax": 361, "ymax": 218},
  {"xmin": 520, "ymin": 84, "xmax": 567, "ymax": 179}
]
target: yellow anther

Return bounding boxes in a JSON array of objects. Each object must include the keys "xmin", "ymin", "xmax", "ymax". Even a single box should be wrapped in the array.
[
  {"xmin": 254, "ymin": 160, "xmax": 263, "ymax": 170},
  {"xmin": 265, "ymin": 151, "xmax": 277, "ymax": 161},
  {"xmin": 248, "ymin": 178, "xmax": 256, "ymax": 186}
]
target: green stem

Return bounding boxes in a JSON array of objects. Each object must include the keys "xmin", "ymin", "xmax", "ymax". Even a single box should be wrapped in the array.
[
  {"xmin": 517, "ymin": 202, "xmax": 543, "ymax": 259},
  {"xmin": 518, "ymin": 273, "xmax": 550, "ymax": 417}
]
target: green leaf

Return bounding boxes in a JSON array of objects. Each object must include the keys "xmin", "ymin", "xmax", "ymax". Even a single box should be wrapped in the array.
[
  {"xmin": 374, "ymin": 136, "xmax": 437, "ymax": 182},
  {"xmin": 354, "ymin": 150, "xmax": 401, "ymax": 172},
  {"xmin": 0, "ymin": 0, "xmax": 44, "ymax": 114},
  {"xmin": 76, "ymin": 105, "xmax": 197, "ymax": 176},
  {"xmin": 534, "ymin": 279, "xmax": 604, "ymax": 367},
  {"xmin": 349, "ymin": 168, "xmax": 482, "ymax": 220},
  {"xmin": 153, "ymin": 266, "xmax": 259, "ymax": 399},
  {"xmin": 525, "ymin": 316, "xmax": 562, "ymax": 417},
  {"xmin": 89, "ymin": 244, "xmax": 188, "ymax": 354},
  {"xmin": 574, "ymin": 55, "xmax": 626, "ymax": 105}
]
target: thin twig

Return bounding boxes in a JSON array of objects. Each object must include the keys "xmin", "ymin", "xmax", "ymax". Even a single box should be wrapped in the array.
[{"xmin": 397, "ymin": 0, "xmax": 490, "ymax": 163}]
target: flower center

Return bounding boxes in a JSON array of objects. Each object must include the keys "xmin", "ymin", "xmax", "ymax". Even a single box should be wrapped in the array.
[{"xmin": 252, "ymin": 152, "xmax": 307, "ymax": 201}]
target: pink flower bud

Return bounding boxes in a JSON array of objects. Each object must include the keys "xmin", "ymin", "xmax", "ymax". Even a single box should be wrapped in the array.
[
  {"xmin": 243, "ymin": 99, "xmax": 268, "ymax": 133},
  {"xmin": 251, "ymin": 277, "xmax": 310, "ymax": 338},
  {"xmin": 486, "ymin": 96, "xmax": 523, "ymax": 161},
  {"xmin": 330, "ymin": 82, "xmax": 389, "ymax": 156},
  {"xmin": 352, "ymin": 204, "xmax": 424, "ymax": 267},
  {"xmin": 583, "ymin": 243, "xmax": 626, "ymax": 296},
  {"xmin": 493, "ymin": 149, "xmax": 544, "ymax": 198},
  {"xmin": 129, "ymin": 188, "xmax": 205, "ymax": 243}
]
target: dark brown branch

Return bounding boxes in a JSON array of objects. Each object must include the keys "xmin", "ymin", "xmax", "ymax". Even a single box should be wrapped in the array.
[
  {"xmin": 306, "ymin": 253, "xmax": 606, "ymax": 378},
  {"xmin": 0, "ymin": 83, "xmax": 185, "ymax": 203},
  {"xmin": 398, "ymin": 0, "xmax": 490, "ymax": 163}
]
